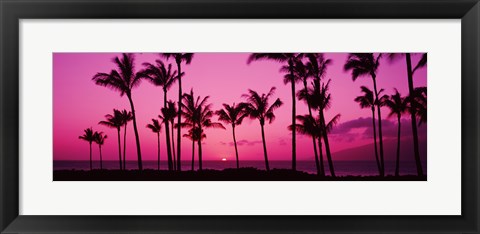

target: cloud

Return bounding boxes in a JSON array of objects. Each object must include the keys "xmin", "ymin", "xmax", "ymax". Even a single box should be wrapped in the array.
[
  {"xmin": 330, "ymin": 117, "xmax": 373, "ymax": 134},
  {"xmin": 330, "ymin": 133, "xmax": 359, "ymax": 143},
  {"xmin": 361, "ymin": 118, "xmax": 396, "ymax": 139},
  {"xmin": 330, "ymin": 117, "xmax": 427, "ymax": 142},
  {"xmin": 220, "ymin": 139, "xmax": 262, "ymax": 147}
]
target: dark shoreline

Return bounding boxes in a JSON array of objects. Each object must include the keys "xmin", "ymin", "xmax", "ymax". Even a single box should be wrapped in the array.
[{"xmin": 53, "ymin": 168, "xmax": 427, "ymax": 181}]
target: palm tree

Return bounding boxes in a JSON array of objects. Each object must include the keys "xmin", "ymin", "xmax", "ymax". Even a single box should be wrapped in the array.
[
  {"xmin": 288, "ymin": 113, "xmax": 340, "ymax": 177},
  {"xmin": 161, "ymin": 53, "xmax": 194, "ymax": 172},
  {"xmin": 147, "ymin": 119, "xmax": 162, "ymax": 170},
  {"xmin": 119, "ymin": 110, "xmax": 133, "ymax": 170},
  {"xmin": 166, "ymin": 100, "xmax": 178, "ymax": 170},
  {"xmin": 99, "ymin": 109, "xmax": 124, "ymax": 170},
  {"xmin": 247, "ymin": 53, "xmax": 303, "ymax": 171},
  {"xmin": 288, "ymin": 115, "xmax": 323, "ymax": 175},
  {"xmin": 354, "ymin": 86, "xmax": 382, "ymax": 176},
  {"xmin": 93, "ymin": 132, "xmax": 107, "ymax": 170},
  {"xmin": 384, "ymin": 89, "xmax": 407, "ymax": 176},
  {"xmin": 158, "ymin": 101, "xmax": 177, "ymax": 171},
  {"xmin": 300, "ymin": 53, "xmax": 338, "ymax": 177},
  {"xmin": 344, "ymin": 53, "xmax": 385, "ymax": 176},
  {"xmin": 215, "ymin": 103, "xmax": 248, "ymax": 169},
  {"xmin": 182, "ymin": 128, "xmax": 195, "ymax": 171},
  {"xmin": 242, "ymin": 87, "xmax": 283, "ymax": 171},
  {"xmin": 182, "ymin": 89, "xmax": 225, "ymax": 170},
  {"xmin": 412, "ymin": 86, "xmax": 427, "ymax": 125},
  {"xmin": 79, "ymin": 128, "xmax": 95, "ymax": 170},
  {"xmin": 92, "ymin": 53, "xmax": 144, "ymax": 170},
  {"xmin": 291, "ymin": 60, "xmax": 320, "ymax": 171},
  {"xmin": 183, "ymin": 127, "xmax": 206, "ymax": 171},
  {"xmin": 387, "ymin": 53, "xmax": 427, "ymax": 176},
  {"xmin": 307, "ymin": 80, "xmax": 337, "ymax": 177},
  {"xmin": 299, "ymin": 54, "xmax": 333, "ymax": 175},
  {"xmin": 141, "ymin": 59, "xmax": 178, "ymax": 171}
]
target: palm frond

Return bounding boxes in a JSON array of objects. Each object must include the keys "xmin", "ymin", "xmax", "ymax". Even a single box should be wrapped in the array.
[
  {"xmin": 146, "ymin": 119, "xmax": 161, "ymax": 133},
  {"xmin": 344, "ymin": 53, "xmax": 378, "ymax": 81},
  {"xmin": 413, "ymin": 53, "xmax": 427, "ymax": 73},
  {"xmin": 93, "ymin": 131, "xmax": 107, "ymax": 145},
  {"xmin": 325, "ymin": 114, "xmax": 341, "ymax": 133}
]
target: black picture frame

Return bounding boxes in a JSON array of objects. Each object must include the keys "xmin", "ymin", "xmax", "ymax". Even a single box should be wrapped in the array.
[{"xmin": 1, "ymin": 0, "xmax": 478, "ymax": 233}]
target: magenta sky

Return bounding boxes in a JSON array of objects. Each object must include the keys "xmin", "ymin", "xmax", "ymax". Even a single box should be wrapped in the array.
[{"xmin": 53, "ymin": 53, "xmax": 427, "ymax": 162}]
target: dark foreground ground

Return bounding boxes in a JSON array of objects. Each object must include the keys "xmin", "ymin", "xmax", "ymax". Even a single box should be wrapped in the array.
[{"xmin": 53, "ymin": 168, "xmax": 427, "ymax": 181}]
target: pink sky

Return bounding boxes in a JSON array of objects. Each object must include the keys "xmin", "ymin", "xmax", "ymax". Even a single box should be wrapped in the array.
[{"xmin": 53, "ymin": 53, "xmax": 427, "ymax": 162}]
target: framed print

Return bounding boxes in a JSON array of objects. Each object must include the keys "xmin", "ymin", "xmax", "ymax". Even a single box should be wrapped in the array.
[{"xmin": 1, "ymin": 0, "xmax": 479, "ymax": 233}]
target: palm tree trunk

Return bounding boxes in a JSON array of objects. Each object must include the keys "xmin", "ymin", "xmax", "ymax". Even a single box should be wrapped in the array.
[
  {"xmin": 165, "ymin": 121, "xmax": 173, "ymax": 171},
  {"xmin": 371, "ymin": 107, "xmax": 382, "ymax": 176},
  {"xmin": 171, "ymin": 121, "xmax": 176, "ymax": 170},
  {"xmin": 191, "ymin": 140, "xmax": 195, "ymax": 171},
  {"xmin": 232, "ymin": 125, "xmax": 240, "ymax": 169},
  {"xmin": 127, "ymin": 94, "xmax": 143, "ymax": 171},
  {"xmin": 198, "ymin": 138, "xmax": 203, "ymax": 171},
  {"xmin": 99, "ymin": 145, "xmax": 103, "ymax": 170},
  {"xmin": 164, "ymin": 91, "xmax": 173, "ymax": 171},
  {"xmin": 320, "ymin": 110, "xmax": 335, "ymax": 177},
  {"xmin": 290, "ymin": 64, "xmax": 296, "ymax": 171},
  {"xmin": 123, "ymin": 122, "xmax": 127, "ymax": 170},
  {"xmin": 313, "ymin": 138, "xmax": 321, "ymax": 176},
  {"xmin": 260, "ymin": 122, "xmax": 270, "ymax": 171},
  {"xmin": 89, "ymin": 142, "xmax": 92, "ymax": 170},
  {"xmin": 406, "ymin": 53, "xmax": 424, "ymax": 176},
  {"xmin": 157, "ymin": 132, "xmax": 160, "ymax": 171},
  {"xmin": 371, "ymin": 75, "xmax": 385, "ymax": 176},
  {"xmin": 317, "ymin": 137, "xmax": 325, "ymax": 177},
  {"xmin": 117, "ymin": 129, "xmax": 122, "ymax": 170},
  {"xmin": 395, "ymin": 115, "xmax": 401, "ymax": 177},
  {"xmin": 176, "ymin": 62, "xmax": 182, "ymax": 172},
  {"xmin": 304, "ymin": 79, "xmax": 321, "ymax": 175}
]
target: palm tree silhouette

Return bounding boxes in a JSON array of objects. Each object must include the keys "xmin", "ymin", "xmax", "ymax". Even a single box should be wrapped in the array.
[
  {"xmin": 146, "ymin": 118, "xmax": 162, "ymax": 170},
  {"xmin": 183, "ymin": 127, "xmax": 206, "ymax": 171},
  {"xmin": 302, "ymin": 80, "xmax": 338, "ymax": 177},
  {"xmin": 288, "ymin": 115, "xmax": 323, "ymax": 175},
  {"xmin": 291, "ymin": 59, "xmax": 320, "ymax": 172},
  {"xmin": 344, "ymin": 53, "xmax": 385, "ymax": 177},
  {"xmin": 99, "ymin": 109, "xmax": 124, "ymax": 170},
  {"xmin": 354, "ymin": 86, "xmax": 382, "ymax": 176},
  {"xmin": 161, "ymin": 53, "xmax": 194, "ymax": 172},
  {"xmin": 242, "ymin": 87, "xmax": 283, "ymax": 171},
  {"xmin": 247, "ymin": 53, "xmax": 303, "ymax": 171},
  {"xmin": 119, "ymin": 110, "xmax": 133, "ymax": 170},
  {"xmin": 93, "ymin": 131, "xmax": 107, "ymax": 170},
  {"xmin": 182, "ymin": 89, "xmax": 225, "ymax": 170},
  {"xmin": 182, "ymin": 128, "xmax": 195, "ymax": 170},
  {"xmin": 411, "ymin": 86, "xmax": 427, "ymax": 125},
  {"xmin": 166, "ymin": 100, "xmax": 178, "ymax": 170},
  {"xmin": 215, "ymin": 103, "xmax": 248, "ymax": 169},
  {"xmin": 158, "ymin": 101, "xmax": 177, "ymax": 171},
  {"xmin": 387, "ymin": 53, "xmax": 427, "ymax": 176},
  {"xmin": 300, "ymin": 54, "xmax": 338, "ymax": 177},
  {"xmin": 141, "ymin": 59, "xmax": 178, "ymax": 171},
  {"xmin": 92, "ymin": 53, "xmax": 144, "ymax": 170},
  {"xmin": 301, "ymin": 53, "xmax": 333, "ymax": 176},
  {"xmin": 384, "ymin": 89, "xmax": 407, "ymax": 176},
  {"xmin": 288, "ymin": 113, "xmax": 339, "ymax": 176},
  {"xmin": 321, "ymin": 113, "xmax": 341, "ymax": 173},
  {"xmin": 79, "ymin": 128, "xmax": 95, "ymax": 170}
]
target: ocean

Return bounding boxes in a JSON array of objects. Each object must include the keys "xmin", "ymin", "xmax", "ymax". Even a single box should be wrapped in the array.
[{"xmin": 53, "ymin": 160, "xmax": 425, "ymax": 176}]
